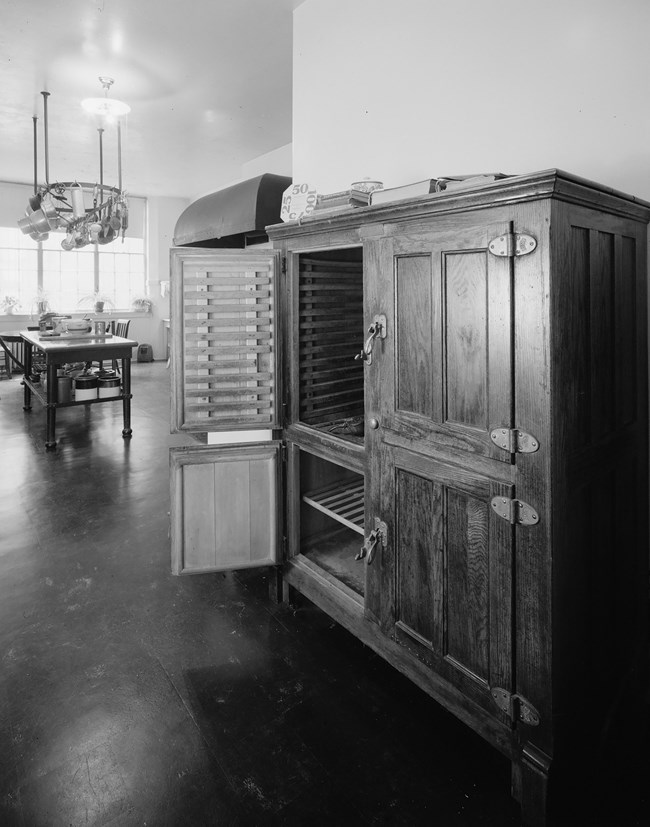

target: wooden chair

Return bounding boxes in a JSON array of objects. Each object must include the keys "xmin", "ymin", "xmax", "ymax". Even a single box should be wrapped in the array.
[
  {"xmin": 92, "ymin": 319, "xmax": 131, "ymax": 374},
  {"xmin": 113, "ymin": 318, "xmax": 131, "ymax": 339},
  {"xmin": 0, "ymin": 332, "xmax": 26, "ymax": 379},
  {"xmin": 111, "ymin": 319, "xmax": 131, "ymax": 374}
]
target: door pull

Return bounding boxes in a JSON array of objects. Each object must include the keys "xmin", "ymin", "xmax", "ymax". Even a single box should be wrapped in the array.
[
  {"xmin": 356, "ymin": 519, "xmax": 388, "ymax": 564},
  {"xmin": 354, "ymin": 314, "xmax": 387, "ymax": 366}
]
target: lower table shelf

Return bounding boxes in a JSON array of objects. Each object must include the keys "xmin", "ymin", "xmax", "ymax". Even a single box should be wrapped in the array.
[{"xmin": 24, "ymin": 378, "xmax": 126, "ymax": 407}]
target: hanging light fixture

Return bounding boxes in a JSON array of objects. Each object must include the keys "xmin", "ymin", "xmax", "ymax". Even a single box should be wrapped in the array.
[
  {"xmin": 81, "ymin": 76, "xmax": 131, "ymax": 119},
  {"xmin": 17, "ymin": 77, "xmax": 130, "ymax": 250}
]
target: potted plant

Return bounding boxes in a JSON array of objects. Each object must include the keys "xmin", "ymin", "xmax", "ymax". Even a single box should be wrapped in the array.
[
  {"xmin": 131, "ymin": 294, "xmax": 153, "ymax": 313},
  {"xmin": 78, "ymin": 292, "xmax": 115, "ymax": 314},
  {"xmin": 2, "ymin": 295, "xmax": 21, "ymax": 314}
]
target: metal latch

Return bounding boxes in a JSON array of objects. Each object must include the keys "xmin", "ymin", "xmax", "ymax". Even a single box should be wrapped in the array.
[
  {"xmin": 488, "ymin": 232, "xmax": 537, "ymax": 257},
  {"xmin": 490, "ymin": 427, "xmax": 539, "ymax": 454},
  {"xmin": 355, "ymin": 314, "xmax": 387, "ymax": 366},
  {"xmin": 491, "ymin": 688, "xmax": 540, "ymax": 726},
  {"xmin": 356, "ymin": 518, "xmax": 388, "ymax": 564},
  {"xmin": 490, "ymin": 497, "xmax": 539, "ymax": 526}
]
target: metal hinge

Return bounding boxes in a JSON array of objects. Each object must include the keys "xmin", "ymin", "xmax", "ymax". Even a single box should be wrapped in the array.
[
  {"xmin": 281, "ymin": 257, "xmax": 287, "ymax": 274},
  {"xmin": 491, "ymin": 688, "xmax": 540, "ymax": 726},
  {"xmin": 280, "ymin": 442, "xmax": 287, "ymax": 463},
  {"xmin": 490, "ymin": 427, "xmax": 539, "ymax": 454},
  {"xmin": 490, "ymin": 496, "xmax": 539, "ymax": 526},
  {"xmin": 488, "ymin": 232, "xmax": 537, "ymax": 257}
]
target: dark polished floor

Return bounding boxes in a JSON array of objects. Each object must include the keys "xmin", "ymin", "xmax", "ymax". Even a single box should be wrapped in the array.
[{"xmin": 0, "ymin": 362, "xmax": 647, "ymax": 826}]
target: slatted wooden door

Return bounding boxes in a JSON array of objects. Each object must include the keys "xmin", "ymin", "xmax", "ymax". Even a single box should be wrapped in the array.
[{"xmin": 170, "ymin": 249, "xmax": 281, "ymax": 433}]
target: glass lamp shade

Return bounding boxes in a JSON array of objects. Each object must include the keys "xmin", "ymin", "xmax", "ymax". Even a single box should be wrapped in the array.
[{"xmin": 81, "ymin": 97, "xmax": 131, "ymax": 117}]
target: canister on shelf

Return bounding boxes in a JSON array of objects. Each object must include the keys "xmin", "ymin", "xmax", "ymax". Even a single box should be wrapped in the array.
[
  {"xmin": 56, "ymin": 375, "xmax": 72, "ymax": 403},
  {"xmin": 74, "ymin": 374, "xmax": 98, "ymax": 402},
  {"xmin": 98, "ymin": 376, "xmax": 121, "ymax": 398}
]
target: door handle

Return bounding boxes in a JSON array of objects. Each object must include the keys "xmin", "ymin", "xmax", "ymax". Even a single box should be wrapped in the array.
[
  {"xmin": 354, "ymin": 314, "xmax": 387, "ymax": 366},
  {"xmin": 356, "ymin": 528, "xmax": 380, "ymax": 563},
  {"xmin": 356, "ymin": 519, "xmax": 388, "ymax": 564}
]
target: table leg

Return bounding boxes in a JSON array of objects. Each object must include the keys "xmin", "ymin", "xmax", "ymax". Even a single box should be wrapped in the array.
[
  {"xmin": 45, "ymin": 362, "xmax": 58, "ymax": 450},
  {"xmin": 23, "ymin": 342, "xmax": 33, "ymax": 410},
  {"xmin": 121, "ymin": 357, "xmax": 133, "ymax": 438}
]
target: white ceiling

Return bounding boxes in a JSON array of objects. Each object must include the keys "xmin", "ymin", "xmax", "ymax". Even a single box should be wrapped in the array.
[{"xmin": 0, "ymin": 0, "xmax": 303, "ymax": 200}]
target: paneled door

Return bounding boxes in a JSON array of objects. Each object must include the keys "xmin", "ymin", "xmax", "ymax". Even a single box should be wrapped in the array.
[
  {"xmin": 365, "ymin": 211, "xmax": 517, "ymax": 462},
  {"xmin": 362, "ymin": 208, "xmax": 527, "ymax": 724},
  {"xmin": 365, "ymin": 443, "xmax": 515, "ymax": 723},
  {"xmin": 170, "ymin": 442, "xmax": 282, "ymax": 575}
]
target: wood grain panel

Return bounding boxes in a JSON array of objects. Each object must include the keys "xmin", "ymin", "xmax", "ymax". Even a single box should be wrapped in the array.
[
  {"xmin": 590, "ymin": 231, "xmax": 616, "ymax": 440},
  {"xmin": 170, "ymin": 443, "xmax": 279, "ymax": 574},
  {"xmin": 395, "ymin": 469, "xmax": 442, "ymax": 652},
  {"xmin": 248, "ymin": 458, "xmax": 278, "ymax": 565},
  {"xmin": 616, "ymin": 236, "xmax": 637, "ymax": 426},
  {"xmin": 565, "ymin": 225, "xmax": 591, "ymax": 451},
  {"xmin": 182, "ymin": 462, "xmax": 217, "ymax": 570},
  {"xmin": 565, "ymin": 225, "xmax": 637, "ymax": 448},
  {"xmin": 444, "ymin": 251, "xmax": 488, "ymax": 429},
  {"xmin": 395, "ymin": 255, "xmax": 435, "ymax": 418},
  {"xmin": 445, "ymin": 488, "xmax": 490, "ymax": 683},
  {"xmin": 587, "ymin": 465, "xmax": 617, "ymax": 684},
  {"xmin": 212, "ymin": 458, "xmax": 252, "ymax": 567},
  {"xmin": 558, "ymin": 458, "xmax": 635, "ymax": 725}
]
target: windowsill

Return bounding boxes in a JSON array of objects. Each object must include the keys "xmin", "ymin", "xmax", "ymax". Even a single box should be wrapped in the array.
[
  {"xmin": 1, "ymin": 310, "xmax": 153, "ymax": 326},
  {"xmin": 1, "ymin": 310, "xmax": 152, "ymax": 318},
  {"xmin": 89, "ymin": 310, "xmax": 153, "ymax": 318}
]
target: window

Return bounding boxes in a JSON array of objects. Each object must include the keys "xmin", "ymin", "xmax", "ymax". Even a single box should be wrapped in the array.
[
  {"xmin": 0, "ymin": 227, "xmax": 38, "ymax": 314},
  {"xmin": 0, "ymin": 195, "xmax": 146, "ymax": 315}
]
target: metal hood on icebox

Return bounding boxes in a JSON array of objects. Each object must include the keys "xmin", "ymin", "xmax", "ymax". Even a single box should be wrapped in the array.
[{"xmin": 173, "ymin": 173, "xmax": 291, "ymax": 247}]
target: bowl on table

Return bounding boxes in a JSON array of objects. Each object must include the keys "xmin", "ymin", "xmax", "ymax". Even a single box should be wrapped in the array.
[{"xmin": 65, "ymin": 319, "xmax": 92, "ymax": 335}]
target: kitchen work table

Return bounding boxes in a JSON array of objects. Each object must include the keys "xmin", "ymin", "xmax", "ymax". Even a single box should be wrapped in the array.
[{"xmin": 20, "ymin": 329, "xmax": 139, "ymax": 449}]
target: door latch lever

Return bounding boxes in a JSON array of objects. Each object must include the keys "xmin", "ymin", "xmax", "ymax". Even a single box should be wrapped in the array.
[
  {"xmin": 354, "ymin": 314, "xmax": 387, "ymax": 366},
  {"xmin": 356, "ymin": 519, "xmax": 388, "ymax": 564}
]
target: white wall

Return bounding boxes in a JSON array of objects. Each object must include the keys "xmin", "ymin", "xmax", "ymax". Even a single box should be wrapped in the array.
[
  {"xmin": 189, "ymin": 144, "xmax": 293, "ymax": 203},
  {"xmin": 293, "ymin": 0, "xmax": 650, "ymax": 199},
  {"xmin": 241, "ymin": 143, "xmax": 293, "ymax": 183},
  {"xmin": 143, "ymin": 195, "xmax": 189, "ymax": 358}
]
